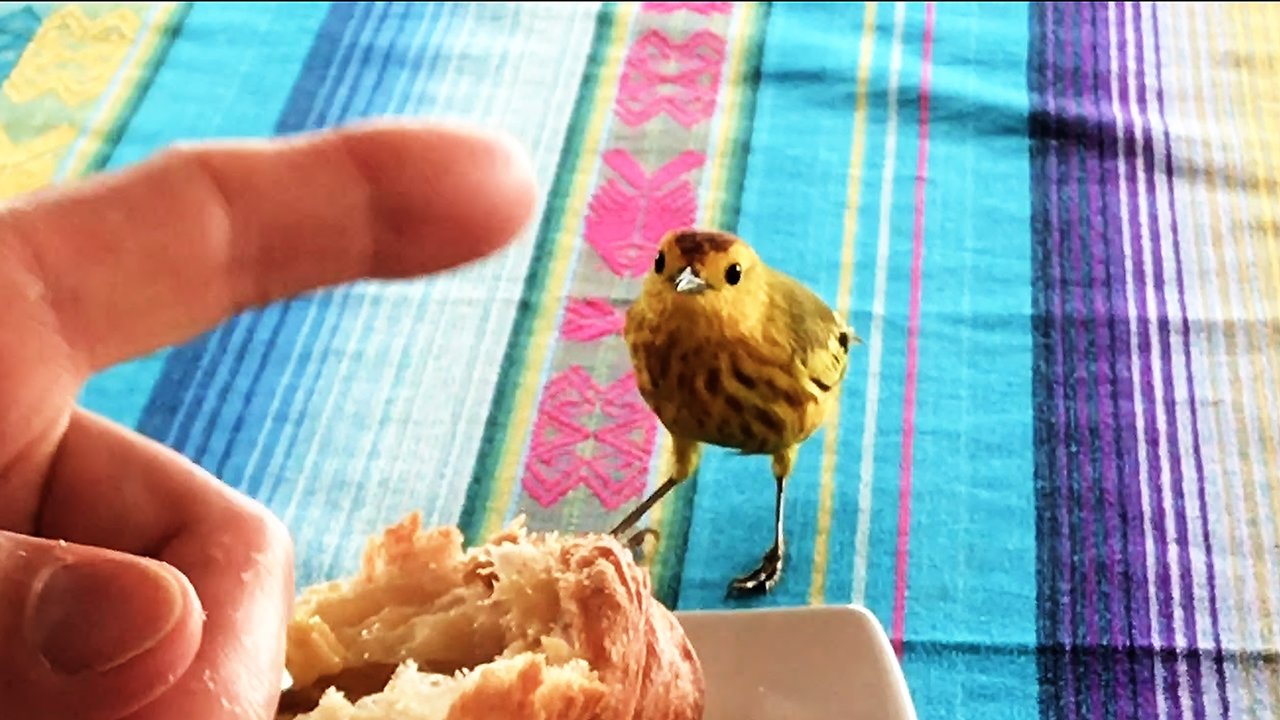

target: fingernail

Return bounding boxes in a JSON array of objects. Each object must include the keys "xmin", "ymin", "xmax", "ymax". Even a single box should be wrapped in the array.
[{"xmin": 26, "ymin": 557, "xmax": 184, "ymax": 675}]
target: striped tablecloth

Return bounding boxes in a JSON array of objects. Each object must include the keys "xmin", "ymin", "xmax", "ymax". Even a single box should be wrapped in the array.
[{"xmin": 5, "ymin": 2, "xmax": 1277, "ymax": 717}]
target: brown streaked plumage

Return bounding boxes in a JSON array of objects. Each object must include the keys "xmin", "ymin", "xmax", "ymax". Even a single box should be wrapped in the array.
[{"xmin": 610, "ymin": 227, "xmax": 861, "ymax": 598}]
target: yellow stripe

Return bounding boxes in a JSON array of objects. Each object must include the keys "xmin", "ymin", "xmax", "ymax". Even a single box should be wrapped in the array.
[
  {"xmin": 63, "ymin": 3, "xmax": 180, "ymax": 179},
  {"xmin": 1205, "ymin": 2, "xmax": 1272, "ymax": 705},
  {"xmin": 1233, "ymin": 2, "xmax": 1280, "ymax": 526},
  {"xmin": 1176, "ymin": 3, "xmax": 1250, "ymax": 711},
  {"xmin": 0, "ymin": 3, "xmax": 170, "ymax": 198},
  {"xmin": 480, "ymin": 2, "xmax": 638, "ymax": 541},
  {"xmin": 699, "ymin": 2, "xmax": 755, "ymax": 231},
  {"xmin": 1226, "ymin": 2, "xmax": 1280, "ymax": 705},
  {"xmin": 808, "ymin": 1, "xmax": 877, "ymax": 606},
  {"xmin": 648, "ymin": 2, "xmax": 758, "ymax": 587}
]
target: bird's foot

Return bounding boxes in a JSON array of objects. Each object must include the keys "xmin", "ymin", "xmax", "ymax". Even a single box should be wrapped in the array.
[
  {"xmin": 725, "ymin": 544, "xmax": 783, "ymax": 599},
  {"xmin": 620, "ymin": 528, "xmax": 661, "ymax": 565}
]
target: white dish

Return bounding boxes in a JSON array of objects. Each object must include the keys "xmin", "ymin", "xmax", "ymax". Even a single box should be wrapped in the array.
[{"xmin": 674, "ymin": 605, "xmax": 918, "ymax": 720}]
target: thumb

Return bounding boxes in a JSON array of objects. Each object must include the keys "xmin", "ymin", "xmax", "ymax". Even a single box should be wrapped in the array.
[{"xmin": 0, "ymin": 530, "xmax": 203, "ymax": 720}]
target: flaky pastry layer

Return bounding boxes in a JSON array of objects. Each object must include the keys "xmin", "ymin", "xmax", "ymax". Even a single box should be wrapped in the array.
[{"xmin": 277, "ymin": 513, "xmax": 704, "ymax": 720}]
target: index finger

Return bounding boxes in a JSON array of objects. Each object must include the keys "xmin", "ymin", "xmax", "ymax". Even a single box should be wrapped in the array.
[{"xmin": 2, "ymin": 120, "xmax": 538, "ymax": 372}]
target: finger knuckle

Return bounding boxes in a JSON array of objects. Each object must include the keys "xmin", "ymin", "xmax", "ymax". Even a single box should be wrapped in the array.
[{"xmin": 231, "ymin": 496, "xmax": 294, "ymax": 565}]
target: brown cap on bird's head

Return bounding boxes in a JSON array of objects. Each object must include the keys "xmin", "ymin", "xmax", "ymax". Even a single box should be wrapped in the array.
[{"xmin": 649, "ymin": 227, "xmax": 761, "ymax": 297}]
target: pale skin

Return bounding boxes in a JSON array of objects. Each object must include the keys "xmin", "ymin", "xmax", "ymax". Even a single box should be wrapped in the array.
[{"xmin": 0, "ymin": 120, "xmax": 538, "ymax": 720}]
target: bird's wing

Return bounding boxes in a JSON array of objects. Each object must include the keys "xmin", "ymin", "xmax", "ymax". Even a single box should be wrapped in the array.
[{"xmin": 769, "ymin": 271, "xmax": 852, "ymax": 394}]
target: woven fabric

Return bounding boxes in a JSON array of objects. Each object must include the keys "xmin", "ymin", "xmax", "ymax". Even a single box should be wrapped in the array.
[{"xmin": 7, "ymin": 2, "xmax": 1279, "ymax": 717}]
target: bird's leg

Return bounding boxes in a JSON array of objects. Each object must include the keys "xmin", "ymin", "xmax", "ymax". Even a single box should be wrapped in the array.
[
  {"xmin": 610, "ymin": 476, "xmax": 680, "ymax": 538},
  {"xmin": 727, "ymin": 446, "xmax": 796, "ymax": 598},
  {"xmin": 610, "ymin": 437, "xmax": 701, "ymax": 546}
]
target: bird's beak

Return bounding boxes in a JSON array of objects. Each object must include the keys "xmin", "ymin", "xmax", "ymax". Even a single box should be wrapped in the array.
[{"xmin": 674, "ymin": 266, "xmax": 708, "ymax": 295}]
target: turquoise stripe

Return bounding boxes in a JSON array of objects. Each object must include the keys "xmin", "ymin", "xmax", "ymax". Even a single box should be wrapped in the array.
[
  {"xmin": 902, "ymin": 2, "xmax": 1038, "ymax": 717},
  {"xmin": 77, "ymin": 1, "xmax": 333, "ymax": 429},
  {"xmin": 676, "ymin": 1, "xmax": 867, "ymax": 611}
]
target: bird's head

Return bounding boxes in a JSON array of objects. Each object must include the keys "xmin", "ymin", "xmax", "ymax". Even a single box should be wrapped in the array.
[
  {"xmin": 639, "ymin": 228, "xmax": 768, "ymax": 326},
  {"xmin": 645, "ymin": 227, "xmax": 764, "ymax": 303}
]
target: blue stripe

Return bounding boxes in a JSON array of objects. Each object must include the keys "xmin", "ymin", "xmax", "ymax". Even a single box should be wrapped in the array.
[
  {"xmin": 139, "ymin": 0, "xmax": 370, "ymax": 456},
  {"xmin": 901, "ymin": 2, "xmax": 1038, "ymax": 716},
  {"xmin": 676, "ymin": 1, "xmax": 866, "ymax": 611},
  {"xmin": 205, "ymin": 4, "xmax": 422, "ymax": 480},
  {"xmin": 202, "ymin": 2, "xmax": 437, "ymax": 493},
  {"xmin": 247, "ymin": 4, "xmax": 462, "ymax": 520},
  {"xmin": 79, "ymin": 2, "xmax": 333, "ymax": 430},
  {"xmin": 183, "ymin": 2, "xmax": 395, "ymax": 467}
]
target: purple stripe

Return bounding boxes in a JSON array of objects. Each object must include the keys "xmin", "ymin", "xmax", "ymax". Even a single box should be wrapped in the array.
[
  {"xmin": 1131, "ymin": 0, "xmax": 1202, "ymax": 711},
  {"xmin": 1122, "ymin": 0, "xmax": 1188, "ymax": 714},
  {"xmin": 1044, "ymin": 5, "xmax": 1079, "ymax": 718},
  {"xmin": 1080, "ymin": 2, "xmax": 1132, "ymax": 717},
  {"xmin": 1147, "ymin": 3, "xmax": 1230, "ymax": 715},
  {"xmin": 1134, "ymin": 2, "xmax": 1217, "ymax": 717},
  {"xmin": 1099, "ymin": 2, "xmax": 1160, "ymax": 716},
  {"xmin": 1064, "ymin": 4, "xmax": 1106, "ymax": 717},
  {"xmin": 1049, "ymin": 7, "xmax": 1090, "ymax": 717},
  {"xmin": 1035, "ymin": 5, "xmax": 1072, "ymax": 715}
]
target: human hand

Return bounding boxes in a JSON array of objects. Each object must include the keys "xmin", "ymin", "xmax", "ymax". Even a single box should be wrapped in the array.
[{"xmin": 0, "ymin": 120, "xmax": 538, "ymax": 719}]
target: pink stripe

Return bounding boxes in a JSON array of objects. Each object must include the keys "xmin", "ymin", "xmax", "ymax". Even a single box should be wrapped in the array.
[{"xmin": 891, "ymin": 1, "xmax": 936, "ymax": 660}]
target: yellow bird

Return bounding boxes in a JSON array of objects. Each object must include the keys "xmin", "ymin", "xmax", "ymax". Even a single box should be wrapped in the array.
[{"xmin": 611, "ymin": 227, "xmax": 860, "ymax": 598}]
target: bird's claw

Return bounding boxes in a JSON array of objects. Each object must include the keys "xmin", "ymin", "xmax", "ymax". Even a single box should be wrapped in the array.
[
  {"xmin": 725, "ymin": 545, "xmax": 783, "ymax": 599},
  {"xmin": 625, "ymin": 527, "xmax": 661, "ymax": 552},
  {"xmin": 617, "ymin": 528, "xmax": 661, "ymax": 565}
]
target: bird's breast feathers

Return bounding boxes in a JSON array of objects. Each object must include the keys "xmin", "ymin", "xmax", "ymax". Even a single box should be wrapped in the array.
[{"xmin": 624, "ymin": 306, "xmax": 840, "ymax": 452}]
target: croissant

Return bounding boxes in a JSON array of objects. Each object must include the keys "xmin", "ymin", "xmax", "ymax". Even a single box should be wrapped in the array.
[{"xmin": 276, "ymin": 513, "xmax": 705, "ymax": 720}]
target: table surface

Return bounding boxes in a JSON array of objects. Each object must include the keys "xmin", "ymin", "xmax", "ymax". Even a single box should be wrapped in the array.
[{"xmin": 6, "ymin": 2, "xmax": 1278, "ymax": 717}]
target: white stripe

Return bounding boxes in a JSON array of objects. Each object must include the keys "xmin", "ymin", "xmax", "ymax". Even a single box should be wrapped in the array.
[
  {"xmin": 1136, "ymin": 5, "xmax": 1199, "ymax": 717},
  {"xmin": 334, "ymin": 3, "xmax": 526, "ymax": 560},
  {"xmin": 851, "ymin": 0, "xmax": 906, "ymax": 606},
  {"xmin": 381, "ymin": 2, "xmax": 603, "ymax": 540},
  {"xmin": 288, "ymin": 4, "xmax": 480, "ymax": 570},
  {"xmin": 1154, "ymin": 7, "xmax": 1224, "ymax": 715},
  {"xmin": 1183, "ymin": 0, "xmax": 1258, "ymax": 704},
  {"xmin": 1108, "ymin": 6, "xmax": 1168, "ymax": 717},
  {"xmin": 290, "ymin": 2, "xmax": 482, "ymax": 562},
  {"xmin": 1167, "ymin": 4, "xmax": 1244, "ymax": 712},
  {"xmin": 413, "ymin": 6, "xmax": 525, "ymax": 531},
  {"xmin": 1197, "ymin": 1, "xmax": 1273, "ymax": 661}
]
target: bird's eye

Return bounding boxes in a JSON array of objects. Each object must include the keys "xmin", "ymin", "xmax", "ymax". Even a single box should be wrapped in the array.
[
  {"xmin": 725, "ymin": 263, "xmax": 743, "ymax": 285},
  {"xmin": 654, "ymin": 251, "xmax": 665, "ymax": 275}
]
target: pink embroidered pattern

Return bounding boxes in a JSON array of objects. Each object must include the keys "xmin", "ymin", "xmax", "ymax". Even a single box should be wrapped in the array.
[
  {"xmin": 642, "ymin": 2, "xmax": 732, "ymax": 15},
  {"xmin": 523, "ymin": 367, "xmax": 657, "ymax": 510},
  {"xmin": 561, "ymin": 297, "xmax": 626, "ymax": 342},
  {"xmin": 616, "ymin": 29, "xmax": 725, "ymax": 129},
  {"xmin": 519, "ymin": 9, "xmax": 733, "ymax": 517},
  {"xmin": 583, "ymin": 149, "xmax": 704, "ymax": 278}
]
